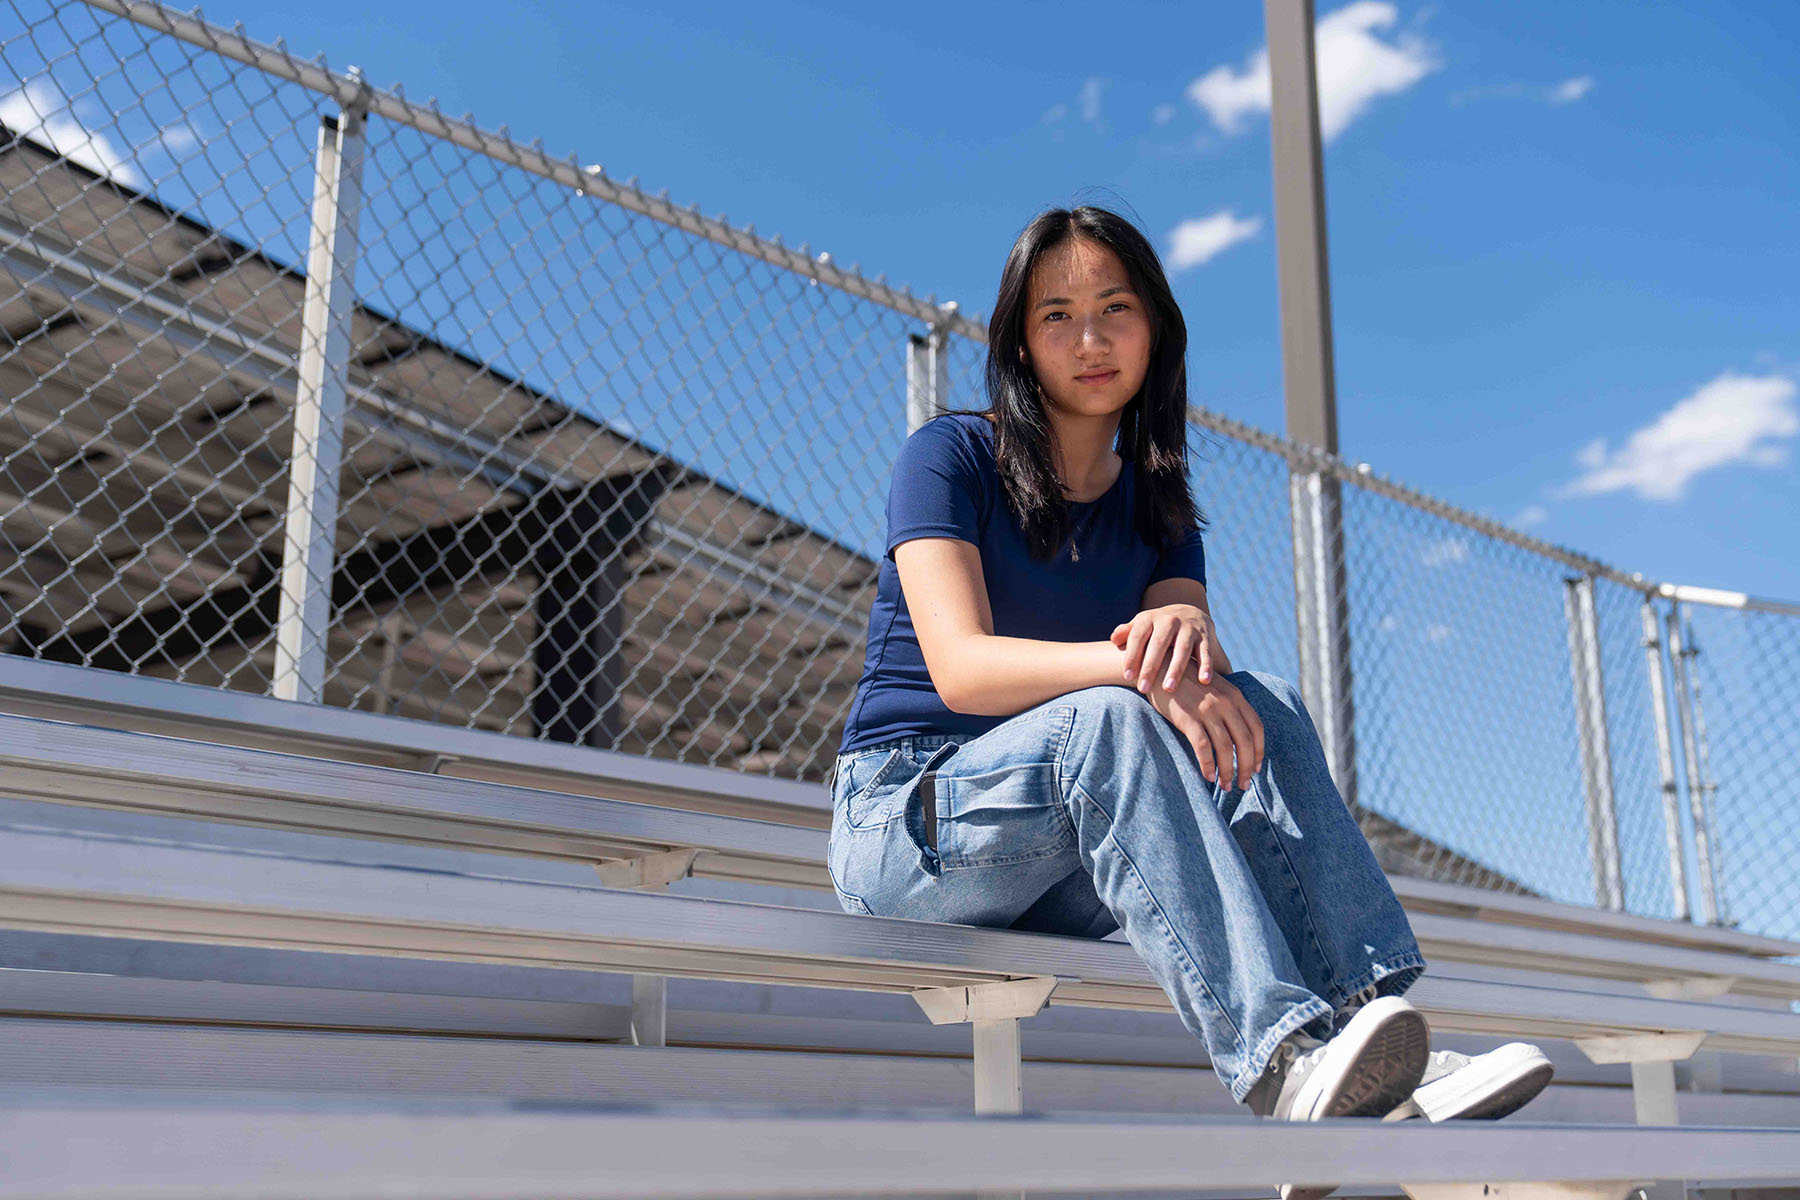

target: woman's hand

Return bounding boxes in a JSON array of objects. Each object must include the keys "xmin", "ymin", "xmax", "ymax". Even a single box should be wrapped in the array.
[
  {"xmin": 1140, "ymin": 668, "xmax": 1265, "ymax": 790},
  {"xmin": 1111, "ymin": 603, "xmax": 1223, "ymax": 695}
]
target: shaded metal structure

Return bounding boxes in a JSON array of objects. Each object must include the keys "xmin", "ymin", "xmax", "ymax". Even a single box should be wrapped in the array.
[{"xmin": 0, "ymin": 129, "xmax": 874, "ymax": 779}]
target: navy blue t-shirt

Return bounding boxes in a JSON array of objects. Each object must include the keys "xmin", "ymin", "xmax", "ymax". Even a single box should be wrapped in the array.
[{"xmin": 838, "ymin": 411, "xmax": 1207, "ymax": 754}]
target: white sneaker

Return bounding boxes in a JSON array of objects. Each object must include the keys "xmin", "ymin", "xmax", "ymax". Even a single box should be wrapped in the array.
[
  {"xmin": 1385, "ymin": 1043, "xmax": 1555, "ymax": 1122},
  {"xmin": 1266, "ymin": 996, "xmax": 1430, "ymax": 1200}
]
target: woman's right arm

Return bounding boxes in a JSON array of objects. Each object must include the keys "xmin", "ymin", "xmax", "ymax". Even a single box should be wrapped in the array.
[
  {"xmin": 896, "ymin": 536, "xmax": 1263, "ymax": 788},
  {"xmin": 894, "ymin": 536, "xmax": 1132, "ymax": 716}
]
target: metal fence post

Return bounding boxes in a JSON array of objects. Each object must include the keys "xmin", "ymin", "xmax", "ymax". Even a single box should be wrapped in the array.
[
  {"xmin": 273, "ymin": 100, "xmax": 368, "ymax": 704},
  {"xmin": 1685, "ymin": 622, "xmax": 1728, "ymax": 926},
  {"xmin": 1665, "ymin": 604, "xmax": 1722, "ymax": 925},
  {"xmin": 1563, "ymin": 575, "xmax": 1624, "ymax": 910},
  {"xmin": 1290, "ymin": 468, "xmax": 1358, "ymax": 807},
  {"xmin": 1265, "ymin": 0, "xmax": 1358, "ymax": 808},
  {"xmin": 1639, "ymin": 598, "xmax": 1692, "ymax": 921},
  {"xmin": 906, "ymin": 302, "xmax": 956, "ymax": 434}
]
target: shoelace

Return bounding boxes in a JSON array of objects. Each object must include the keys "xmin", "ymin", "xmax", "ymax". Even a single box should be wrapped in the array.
[
  {"xmin": 1269, "ymin": 1033, "xmax": 1328, "ymax": 1120},
  {"xmin": 1329, "ymin": 984, "xmax": 1381, "ymax": 1037}
]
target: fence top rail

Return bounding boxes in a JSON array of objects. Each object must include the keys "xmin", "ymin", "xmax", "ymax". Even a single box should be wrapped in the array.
[
  {"xmin": 1660, "ymin": 583, "xmax": 1800, "ymax": 618},
  {"xmin": 77, "ymin": 0, "xmax": 987, "ymax": 341},
  {"xmin": 74, "ymin": 0, "xmax": 1799, "ymax": 618}
]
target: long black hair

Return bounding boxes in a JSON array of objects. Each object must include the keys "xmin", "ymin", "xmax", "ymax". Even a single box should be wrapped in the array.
[{"xmin": 946, "ymin": 205, "xmax": 1206, "ymax": 563}]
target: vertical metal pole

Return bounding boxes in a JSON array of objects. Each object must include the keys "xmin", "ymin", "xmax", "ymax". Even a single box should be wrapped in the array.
[
  {"xmin": 973, "ymin": 1011, "xmax": 1028, "ymax": 1198},
  {"xmin": 1666, "ymin": 605, "xmax": 1721, "ymax": 925},
  {"xmin": 630, "ymin": 973, "xmax": 668, "ymax": 1047},
  {"xmin": 1631, "ymin": 1060, "xmax": 1680, "ymax": 1127},
  {"xmin": 1266, "ymin": 0, "xmax": 1356, "ymax": 806},
  {"xmin": 1563, "ymin": 576, "xmax": 1624, "ymax": 911},
  {"xmin": 971, "ymin": 1017, "xmax": 1023, "ymax": 1115},
  {"xmin": 906, "ymin": 302, "xmax": 955, "ymax": 434},
  {"xmin": 274, "ymin": 104, "xmax": 367, "ymax": 704},
  {"xmin": 371, "ymin": 612, "xmax": 404, "ymax": 715},
  {"xmin": 1686, "ymin": 628, "xmax": 1728, "ymax": 927},
  {"xmin": 1289, "ymin": 472, "xmax": 1356, "ymax": 805},
  {"xmin": 1640, "ymin": 599, "xmax": 1692, "ymax": 921}
]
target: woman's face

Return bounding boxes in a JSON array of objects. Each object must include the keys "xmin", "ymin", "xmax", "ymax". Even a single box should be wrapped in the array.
[{"xmin": 1021, "ymin": 237, "xmax": 1153, "ymax": 424}]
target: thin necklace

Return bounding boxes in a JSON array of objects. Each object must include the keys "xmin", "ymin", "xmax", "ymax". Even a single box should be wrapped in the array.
[
  {"xmin": 1066, "ymin": 500, "xmax": 1100, "ymax": 562},
  {"xmin": 1064, "ymin": 459, "xmax": 1118, "ymax": 562}
]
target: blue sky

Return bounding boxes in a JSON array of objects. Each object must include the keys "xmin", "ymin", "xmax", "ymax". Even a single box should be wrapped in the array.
[{"xmin": 72, "ymin": 0, "xmax": 1792, "ymax": 601}]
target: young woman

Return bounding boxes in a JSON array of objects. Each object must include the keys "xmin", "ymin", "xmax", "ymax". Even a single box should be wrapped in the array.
[{"xmin": 827, "ymin": 206, "xmax": 1551, "ymax": 1191}]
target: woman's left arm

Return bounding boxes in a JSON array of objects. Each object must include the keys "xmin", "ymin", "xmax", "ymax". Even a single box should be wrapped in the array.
[{"xmin": 1111, "ymin": 578, "xmax": 1235, "ymax": 694}]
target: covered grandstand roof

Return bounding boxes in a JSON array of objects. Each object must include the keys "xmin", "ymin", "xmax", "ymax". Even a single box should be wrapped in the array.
[{"xmin": 0, "ymin": 127, "xmax": 873, "ymax": 778}]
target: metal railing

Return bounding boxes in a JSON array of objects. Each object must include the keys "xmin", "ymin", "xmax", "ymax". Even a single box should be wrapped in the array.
[{"xmin": 0, "ymin": 0, "xmax": 1793, "ymax": 939}]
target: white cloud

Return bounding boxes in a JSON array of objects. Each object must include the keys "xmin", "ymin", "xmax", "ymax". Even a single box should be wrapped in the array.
[
  {"xmin": 1078, "ymin": 77, "xmax": 1106, "ymax": 127},
  {"xmin": 1513, "ymin": 504, "xmax": 1548, "ymax": 528},
  {"xmin": 1560, "ymin": 372, "xmax": 1798, "ymax": 502},
  {"xmin": 1425, "ymin": 622, "xmax": 1452, "ymax": 643},
  {"xmin": 1452, "ymin": 75, "xmax": 1597, "ymax": 108},
  {"xmin": 1420, "ymin": 536, "xmax": 1469, "ymax": 567},
  {"xmin": 1151, "ymin": 103, "xmax": 1177, "ymax": 126},
  {"xmin": 1377, "ymin": 613, "xmax": 1401, "ymax": 634},
  {"xmin": 0, "ymin": 77, "xmax": 144, "ymax": 188},
  {"xmin": 1167, "ymin": 210, "xmax": 1263, "ymax": 270},
  {"xmin": 1549, "ymin": 76, "xmax": 1595, "ymax": 104},
  {"xmin": 1041, "ymin": 102, "xmax": 1069, "ymax": 125},
  {"xmin": 157, "ymin": 122, "xmax": 202, "ymax": 155},
  {"xmin": 1185, "ymin": 1, "xmax": 1439, "ymax": 143}
]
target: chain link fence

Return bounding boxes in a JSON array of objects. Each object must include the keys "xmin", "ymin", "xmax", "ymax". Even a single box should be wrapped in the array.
[{"xmin": 0, "ymin": 0, "xmax": 1794, "ymax": 937}]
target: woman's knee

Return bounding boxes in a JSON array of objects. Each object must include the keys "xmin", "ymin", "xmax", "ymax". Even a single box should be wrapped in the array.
[
  {"xmin": 1062, "ymin": 683, "xmax": 1162, "ymax": 726},
  {"xmin": 1231, "ymin": 670, "xmax": 1307, "ymax": 724}
]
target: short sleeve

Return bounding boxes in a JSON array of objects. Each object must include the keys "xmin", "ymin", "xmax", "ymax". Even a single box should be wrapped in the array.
[
  {"xmin": 1147, "ymin": 525, "xmax": 1207, "ymax": 589},
  {"xmin": 884, "ymin": 417, "xmax": 983, "ymax": 560}
]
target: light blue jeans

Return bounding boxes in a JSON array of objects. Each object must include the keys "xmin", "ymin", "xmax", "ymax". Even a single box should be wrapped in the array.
[{"xmin": 826, "ymin": 670, "xmax": 1426, "ymax": 1104}]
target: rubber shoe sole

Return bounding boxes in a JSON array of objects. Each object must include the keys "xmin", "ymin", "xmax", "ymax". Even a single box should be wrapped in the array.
[
  {"xmin": 1414, "ymin": 1043, "xmax": 1555, "ymax": 1122},
  {"xmin": 1287, "ymin": 996, "xmax": 1431, "ymax": 1122},
  {"xmin": 1279, "ymin": 997, "xmax": 1430, "ymax": 1200}
]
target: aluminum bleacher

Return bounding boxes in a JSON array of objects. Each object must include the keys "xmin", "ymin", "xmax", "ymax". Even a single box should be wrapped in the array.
[{"xmin": 3, "ymin": 660, "xmax": 1800, "ymax": 1196}]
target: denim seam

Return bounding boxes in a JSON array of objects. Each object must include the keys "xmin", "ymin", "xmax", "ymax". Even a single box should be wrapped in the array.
[
  {"xmin": 1322, "ymin": 951, "xmax": 1428, "ymax": 1010},
  {"xmin": 1047, "ymin": 706, "xmax": 1080, "ymax": 844},
  {"xmin": 1070, "ymin": 778, "xmax": 1242, "ymax": 1050},
  {"xmin": 1234, "ymin": 995, "xmax": 1336, "ymax": 1105},
  {"xmin": 824, "ymin": 853, "xmax": 874, "ymax": 916},
  {"xmin": 942, "ymin": 847, "xmax": 1069, "ymax": 870},
  {"xmin": 1242, "ymin": 772, "xmax": 1342, "ymax": 993}
]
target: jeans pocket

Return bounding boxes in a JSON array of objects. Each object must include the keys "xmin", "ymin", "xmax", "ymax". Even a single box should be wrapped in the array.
[
  {"xmin": 839, "ymin": 747, "xmax": 907, "ymax": 830},
  {"xmin": 937, "ymin": 762, "xmax": 1076, "ymax": 870}
]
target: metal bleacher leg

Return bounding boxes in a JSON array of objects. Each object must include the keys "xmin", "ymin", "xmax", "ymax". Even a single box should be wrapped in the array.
[
  {"xmin": 630, "ymin": 974, "xmax": 667, "ymax": 1048},
  {"xmin": 913, "ymin": 977, "xmax": 1070, "ymax": 1200},
  {"xmin": 594, "ymin": 850, "xmax": 700, "ymax": 1048},
  {"xmin": 911, "ymin": 976, "xmax": 1070, "ymax": 1114},
  {"xmin": 1574, "ymin": 1030, "xmax": 1708, "ymax": 1126},
  {"xmin": 1405, "ymin": 1028, "xmax": 1710, "ymax": 1200}
]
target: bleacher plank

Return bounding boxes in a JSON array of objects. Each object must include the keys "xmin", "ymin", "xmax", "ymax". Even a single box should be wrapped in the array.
[
  {"xmin": 2, "ymin": 1092, "xmax": 1798, "ymax": 1198},
  {"xmin": 3, "ymin": 713, "xmax": 1798, "ymax": 1005},
  {"xmin": 3, "ymin": 659, "xmax": 1794, "ymax": 966},
  {"xmin": 6, "ymin": 823, "xmax": 1800, "ymax": 1058}
]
